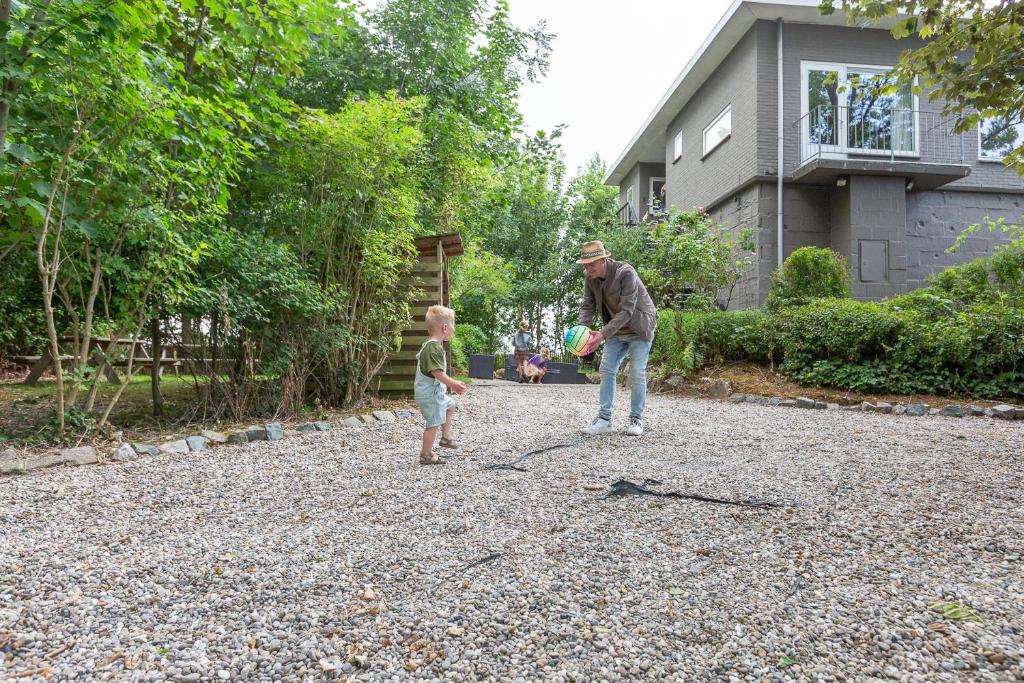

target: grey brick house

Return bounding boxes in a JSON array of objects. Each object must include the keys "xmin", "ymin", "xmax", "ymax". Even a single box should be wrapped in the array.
[{"xmin": 605, "ymin": 0, "xmax": 1024, "ymax": 308}]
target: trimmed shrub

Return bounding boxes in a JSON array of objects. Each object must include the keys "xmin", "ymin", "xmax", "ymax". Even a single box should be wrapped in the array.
[
  {"xmin": 765, "ymin": 247, "xmax": 851, "ymax": 309},
  {"xmin": 651, "ymin": 309, "xmax": 775, "ymax": 376},
  {"xmin": 775, "ymin": 298, "xmax": 1024, "ymax": 398},
  {"xmin": 649, "ymin": 249, "xmax": 1024, "ymax": 399}
]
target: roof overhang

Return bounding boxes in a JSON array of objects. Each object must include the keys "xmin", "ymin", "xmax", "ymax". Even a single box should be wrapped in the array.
[{"xmin": 603, "ymin": 0, "xmax": 906, "ymax": 186}]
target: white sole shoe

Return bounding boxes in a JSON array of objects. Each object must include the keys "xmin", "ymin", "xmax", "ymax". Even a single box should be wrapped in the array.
[
  {"xmin": 623, "ymin": 420, "xmax": 644, "ymax": 436},
  {"xmin": 581, "ymin": 418, "xmax": 613, "ymax": 435}
]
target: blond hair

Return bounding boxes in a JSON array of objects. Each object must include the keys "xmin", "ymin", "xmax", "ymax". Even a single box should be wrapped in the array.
[{"xmin": 425, "ymin": 305, "xmax": 455, "ymax": 333}]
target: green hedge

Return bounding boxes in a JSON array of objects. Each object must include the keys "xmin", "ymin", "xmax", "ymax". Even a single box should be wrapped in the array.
[
  {"xmin": 651, "ymin": 309, "xmax": 775, "ymax": 376},
  {"xmin": 653, "ymin": 286, "xmax": 1024, "ymax": 399}
]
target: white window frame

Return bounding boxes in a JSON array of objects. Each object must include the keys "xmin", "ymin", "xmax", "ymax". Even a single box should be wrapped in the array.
[
  {"xmin": 672, "ymin": 131, "xmax": 683, "ymax": 162},
  {"xmin": 978, "ymin": 117, "xmax": 1024, "ymax": 163},
  {"xmin": 702, "ymin": 105, "xmax": 732, "ymax": 158},
  {"xmin": 799, "ymin": 60, "xmax": 920, "ymax": 161},
  {"xmin": 625, "ymin": 185, "xmax": 634, "ymax": 212},
  {"xmin": 649, "ymin": 177, "xmax": 665, "ymax": 211}
]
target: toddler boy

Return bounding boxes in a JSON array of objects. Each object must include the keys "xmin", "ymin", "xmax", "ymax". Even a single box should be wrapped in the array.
[{"xmin": 414, "ymin": 305, "xmax": 466, "ymax": 464}]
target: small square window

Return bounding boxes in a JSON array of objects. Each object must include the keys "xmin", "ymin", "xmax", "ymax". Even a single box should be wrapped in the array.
[
  {"xmin": 702, "ymin": 105, "xmax": 732, "ymax": 157},
  {"xmin": 673, "ymin": 131, "xmax": 683, "ymax": 161}
]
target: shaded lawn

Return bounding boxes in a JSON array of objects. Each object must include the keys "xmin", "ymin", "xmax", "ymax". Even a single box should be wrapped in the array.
[{"xmin": 0, "ymin": 372, "xmax": 413, "ymax": 448}]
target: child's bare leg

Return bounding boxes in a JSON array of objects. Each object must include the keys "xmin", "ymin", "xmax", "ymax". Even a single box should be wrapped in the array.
[
  {"xmin": 440, "ymin": 406, "xmax": 456, "ymax": 440},
  {"xmin": 421, "ymin": 426, "xmax": 438, "ymax": 455}
]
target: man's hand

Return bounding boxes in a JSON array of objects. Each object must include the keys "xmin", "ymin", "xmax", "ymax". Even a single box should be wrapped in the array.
[
  {"xmin": 580, "ymin": 330, "xmax": 604, "ymax": 356},
  {"xmin": 450, "ymin": 380, "xmax": 467, "ymax": 395}
]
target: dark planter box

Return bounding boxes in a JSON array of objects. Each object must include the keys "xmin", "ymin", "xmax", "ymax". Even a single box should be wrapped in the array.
[{"xmin": 468, "ymin": 354, "xmax": 494, "ymax": 379}]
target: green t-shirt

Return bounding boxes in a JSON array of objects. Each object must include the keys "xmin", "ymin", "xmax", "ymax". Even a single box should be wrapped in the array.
[{"xmin": 419, "ymin": 340, "xmax": 446, "ymax": 376}]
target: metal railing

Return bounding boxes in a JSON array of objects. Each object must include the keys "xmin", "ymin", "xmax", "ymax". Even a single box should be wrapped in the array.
[
  {"xmin": 617, "ymin": 202, "xmax": 638, "ymax": 226},
  {"xmin": 792, "ymin": 105, "xmax": 966, "ymax": 170}
]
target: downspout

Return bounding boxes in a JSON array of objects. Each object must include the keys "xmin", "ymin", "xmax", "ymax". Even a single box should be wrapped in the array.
[{"xmin": 776, "ymin": 17, "xmax": 784, "ymax": 269}]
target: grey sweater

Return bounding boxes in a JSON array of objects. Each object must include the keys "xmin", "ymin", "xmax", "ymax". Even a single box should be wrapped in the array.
[{"xmin": 579, "ymin": 259, "xmax": 657, "ymax": 341}]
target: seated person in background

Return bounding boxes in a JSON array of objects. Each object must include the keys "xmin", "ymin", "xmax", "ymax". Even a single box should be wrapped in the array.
[{"xmin": 523, "ymin": 347, "xmax": 551, "ymax": 384}]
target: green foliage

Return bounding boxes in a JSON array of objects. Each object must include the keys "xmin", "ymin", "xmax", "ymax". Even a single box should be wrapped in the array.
[
  {"xmin": 819, "ymin": 0, "xmax": 1024, "ymax": 174},
  {"xmin": 929, "ymin": 601, "xmax": 984, "ymax": 624},
  {"xmin": 765, "ymin": 247, "xmax": 851, "ymax": 309},
  {"xmin": 776, "ymin": 297, "xmax": 1024, "ymax": 398},
  {"xmin": 195, "ymin": 97, "xmax": 425, "ymax": 416},
  {"xmin": 451, "ymin": 323, "xmax": 488, "ymax": 372},
  {"xmin": 451, "ymin": 244, "xmax": 514, "ymax": 353},
  {"xmin": 651, "ymin": 250, "xmax": 1024, "ymax": 399},
  {"xmin": 601, "ymin": 208, "xmax": 756, "ymax": 310},
  {"xmin": 651, "ymin": 309, "xmax": 775, "ymax": 377},
  {"xmin": 0, "ymin": 253, "xmax": 47, "ymax": 360}
]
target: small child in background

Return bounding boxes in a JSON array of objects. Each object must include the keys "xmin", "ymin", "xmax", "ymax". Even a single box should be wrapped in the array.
[
  {"xmin": 524, "ymin": 347, "xmax": 551, "ymax": 384},
  {"xmin": 414, "ymin": 305, "xmax": 466, "ymax": 465}
]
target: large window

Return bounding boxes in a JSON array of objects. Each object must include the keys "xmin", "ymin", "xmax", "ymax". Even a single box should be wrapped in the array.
[
  {"xmin": 673, "ymin": 131, "xmax": 683, "ymax": 161},
  {"xmin": 702, "ymin": 105, "xmax": 731, "ymax": 157},
  {"xmin": 801, "ymin": 61, "xmax": 917, "ymax": 158},
  {"xmin": 979, "ymin": 116, "xmax": 1024, "ymax": 161}
]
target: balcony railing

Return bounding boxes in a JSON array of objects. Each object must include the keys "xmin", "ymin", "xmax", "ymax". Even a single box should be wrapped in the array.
[
  {"xmin": 792, "ymin": 105, "xmax": 966, "ymax": 170},
  {"xmin": 617, "ymin": 202, "xmax": 637, "ymax": 226}
]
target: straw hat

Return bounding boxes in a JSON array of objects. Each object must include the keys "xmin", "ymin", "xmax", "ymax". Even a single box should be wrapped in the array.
[{"xmin": 576, "ymin": 240, "xmax": 611, "ymax": 264}]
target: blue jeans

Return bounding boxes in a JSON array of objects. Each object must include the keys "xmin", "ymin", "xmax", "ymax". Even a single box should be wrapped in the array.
[{"xmin": 598, "ymin": 334, "xmax": 653, "ymax": 421}]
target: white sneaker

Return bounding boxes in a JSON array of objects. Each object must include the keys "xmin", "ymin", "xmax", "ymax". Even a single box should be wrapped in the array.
[
  {"xmin": 624, "ymin": 417, "xmax": 644, "ymax": 436},
  {"xmin": 581, "ymin": 416, "xmax": 613, "ymax": 435}
]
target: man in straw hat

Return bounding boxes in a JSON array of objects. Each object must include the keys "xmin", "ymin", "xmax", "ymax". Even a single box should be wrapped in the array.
[{"xmin": 576, "ymin": 240, "xmax": 657, "ymax": 436}]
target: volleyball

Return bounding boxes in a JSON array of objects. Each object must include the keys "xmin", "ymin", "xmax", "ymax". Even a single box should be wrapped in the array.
[{"xmin": 564, "ymin": 325, "xmax": 592, "ymax": 356}]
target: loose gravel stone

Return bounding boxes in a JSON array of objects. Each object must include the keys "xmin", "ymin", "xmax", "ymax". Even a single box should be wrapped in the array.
[{"xmin": 1, "ymin": 380, "xmax": 1020, "ymax": 680}]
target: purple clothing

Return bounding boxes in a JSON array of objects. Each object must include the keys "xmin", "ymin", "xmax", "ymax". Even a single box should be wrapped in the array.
[{"xmin": 528, "ymin": 354, "xmax": 547, "ymax": 368}]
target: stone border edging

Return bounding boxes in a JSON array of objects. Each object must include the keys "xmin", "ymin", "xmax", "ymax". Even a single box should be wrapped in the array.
[{"xmin": 1, "ymin": 408, "xmax": 418, "ymax": 476}]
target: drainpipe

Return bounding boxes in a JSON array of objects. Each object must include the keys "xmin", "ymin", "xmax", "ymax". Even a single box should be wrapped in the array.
[{"xmin": 776, "ymin": 18, "xmax": 784, "ymax": 269}]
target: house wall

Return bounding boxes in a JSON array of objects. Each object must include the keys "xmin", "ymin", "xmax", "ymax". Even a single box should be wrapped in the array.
[
  {"xmin": 905, "ymin": 190, "xmax": 1024, "ymax": 289},
  {"xmin": 618, "ymin": 164, "xmax": 641, "ymax": 221},
  {"xmin": 647, "ymin": 18, "xmax": 1024, "ymax": 309},
  {"xmin": 766, "ymin": 20, "xmax": 1023, "ymax": 193},
  {"xmin": 664, "ymin": 26, "xmax": 760, "ymax": 213},
  {"xmin": 706, "ymin": 184, "xmax": 765, "ymax": 310},
  {"xmin": 638, "ymin": 162, "xmax": 666, "ymax": 218}
]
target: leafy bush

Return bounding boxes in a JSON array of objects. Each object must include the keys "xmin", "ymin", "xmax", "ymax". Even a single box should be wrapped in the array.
[
  {"xmin": 775, "ymin": 298, "xmax": 1024, "ymax": 398},
  {"xmin": 650, "ymin": 250, "xmax": 1024, "ymax": 399},
  {"xmin": 765, "ymin": 247, "xmax": 851, "ymax": 309},
  {"xmin": 651, "ymin": 309, "xmax": 774, "ymax": 376},
  {"xmin": 0, "ymin": 255, "xmax": 49, "ymax": 362},
  {"xmin": 600, "ymin": 208, "xmax": 755, "ymax": 310},
  {"xmin": 451, "ymin": 324, "xmax": 489, "ymax": 373}
]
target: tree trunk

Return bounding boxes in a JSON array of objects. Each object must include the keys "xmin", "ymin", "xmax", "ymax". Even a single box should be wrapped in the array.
[{"xmin": 151, "ymin": 317, "xmax": 163, "ymax": 417}]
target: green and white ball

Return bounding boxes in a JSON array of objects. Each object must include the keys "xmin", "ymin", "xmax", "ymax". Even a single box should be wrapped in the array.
[{"xmin": 564, "ymin": 325, "xmax": 592, "ymax": 356}]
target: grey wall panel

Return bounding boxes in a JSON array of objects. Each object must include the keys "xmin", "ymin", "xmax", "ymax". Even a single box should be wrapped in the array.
[
  {"xmin": 905, "ymin": 190, "xmax": 1024, "ymax": 289},
  {"xmin": 664, "ymin": 26, "xmax": 760, "ymax": 213}
]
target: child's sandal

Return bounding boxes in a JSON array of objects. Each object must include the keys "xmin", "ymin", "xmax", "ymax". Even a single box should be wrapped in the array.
[
  {"xmin": 419, "ymin": 451, "xmax": 446, "ymax": 465},
  {"xmin": 438, "ymin": 437, "xmax": 458, "ymax": 449}
]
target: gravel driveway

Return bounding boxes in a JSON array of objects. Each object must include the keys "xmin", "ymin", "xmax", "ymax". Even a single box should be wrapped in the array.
[{"xmin": 2, "ymin": 381, "xmax": 1022, "ymax": 682}]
